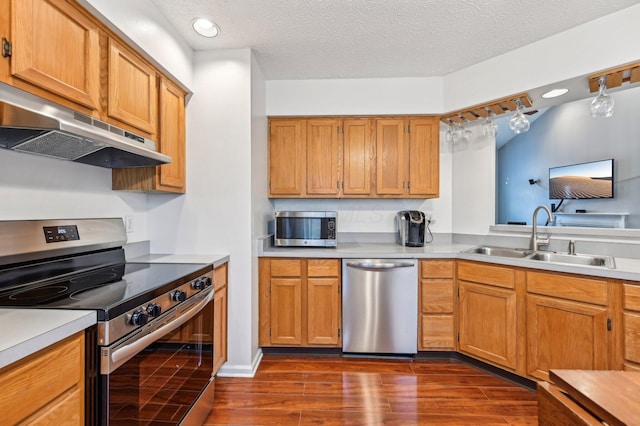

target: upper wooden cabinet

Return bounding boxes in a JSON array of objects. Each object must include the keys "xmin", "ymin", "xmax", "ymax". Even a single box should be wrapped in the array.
[
  {"xmin": 269, "ymin": 119, "xmax": 306, "ymax": 196},
  {"xmin": 107, "ymin": 38, "xmax": 158, "ymax": 135},
  {"xmin": 5, "ymin": 0, "xmax": 100, "ymax": 111},
  {"xmin": 267, "ymin": 116, "xmax": 440, "ymax": 199},
  {"xmin": 342, "ymin": 119, "xmax": 374, "ymax": 196},
  {"xmin": 306, "ymin": 119, "xmax": 341, "ymax": 196}
]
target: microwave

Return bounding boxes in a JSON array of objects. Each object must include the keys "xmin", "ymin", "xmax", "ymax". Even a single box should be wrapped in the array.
[{"xmin": 274, "ymin": 211, "xmax": 337, "ymax": 247}]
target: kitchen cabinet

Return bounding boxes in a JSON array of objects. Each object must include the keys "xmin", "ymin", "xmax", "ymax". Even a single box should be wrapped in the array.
[
  {"xmin": 213, "ymin": 262, "xmax": 228, "ymax": 374},
  {"xmin": 0, "ymin": 331, "xmax": 84, "ymax": 425},
  {"xmin": 112, "ymin": 77, "xmax": 187, "ymax": 193},
  {"xmin": 107, "ymin": 37, "xmax": 158, "ymax": 135},
  {"xmin": 623, "ymin": 282, "xmax": 640, "ymax": 370},
  {"xmin": 1, "ymin": 0, "xmax": 100, "ymax": 112},
  {"xmin": 419, "ymin": 259, "xmax": 455, "ymax": 350},
  {"xmin": 269, "ymin": 119, "xmax": 306, "ymax": 196},
  {"xmin": 267, "ymin": 115, "xmax": 439, "ymax": 199},
  {"xmin": 375, "ymin": 118, "xmax": 406, "ymax": 195},
  {"xmin": 526, "ymin": 270, "xmax": 610, "ymax": 381},
  {"xmin": 306, "ymin": 119, "xmax": 341, "ymax": 197},
  {"xmin": 342, "ymin": 118, "xmax": 374, "ymax": 196},
  {"xmin": 259, "ymin": 258, "xmax": 341, "ymax": 347},
  {"xmin": 457, "ymin": 261, "xmax": 518, "ymax": 370}
]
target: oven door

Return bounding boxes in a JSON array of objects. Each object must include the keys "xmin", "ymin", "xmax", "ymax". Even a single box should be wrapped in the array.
[{"xmin": 99, "ymin": 288, "xmax": 215, "ymax": 425}]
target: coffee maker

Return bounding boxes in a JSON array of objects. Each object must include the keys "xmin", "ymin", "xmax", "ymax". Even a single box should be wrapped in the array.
[{"xmin": 395, "ymin": 210, "xmax": 426, "ymax": 247}]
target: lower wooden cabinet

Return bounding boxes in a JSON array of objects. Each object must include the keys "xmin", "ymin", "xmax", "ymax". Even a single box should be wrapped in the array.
[
  {"xmin": 213, "ymin": 263, "xmax": 228, "ymax": 374},
  {"xmin": 526, "ymin": 270, "xmax": 610, "ymax": 381},
  {"xmin": 259, "ymin": 258, "xmax": 341, "ymax": 347},
  {"xmin": 0, "ymin": 332, "xmax": 85, "ymax": 425},
  {"xmin": 457, "ymin": 261, "xmax": 518, "ymax": 370},
  {"xmin": 623, "ymin": 283, "xmax": 640, "ymax": 370},
  {"xmin": 419, "ymin": 260, "xmax": 455, "ymax": 350}
]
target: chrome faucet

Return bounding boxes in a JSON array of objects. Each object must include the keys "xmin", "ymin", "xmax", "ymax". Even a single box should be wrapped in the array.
[{"xmin": 531, "ymin": 205, "xmax": 554, "ymax": 251}]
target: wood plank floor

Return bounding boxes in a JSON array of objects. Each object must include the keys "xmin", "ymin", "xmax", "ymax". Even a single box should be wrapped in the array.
[{"xmin": 204, "ymin": 356, "xmax": 538, "ymax": 425}]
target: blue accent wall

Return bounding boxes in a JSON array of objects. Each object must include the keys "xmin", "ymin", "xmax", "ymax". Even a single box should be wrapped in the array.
[{"xmin": 497, "ymin": 85, "xmax": 640, "ymax": 228}]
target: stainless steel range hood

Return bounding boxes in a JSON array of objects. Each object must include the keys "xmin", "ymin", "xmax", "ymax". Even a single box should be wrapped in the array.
[{"xmin": 0, "ymin": 83, "xmax": 171, "ymax": 168}]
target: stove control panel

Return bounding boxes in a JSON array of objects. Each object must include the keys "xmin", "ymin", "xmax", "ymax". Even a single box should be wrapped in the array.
[
  {"xmin": 43, "ymin": 225, "xmax": 80, "ymax": 243},
  {"xmin": 100, "ymin": 270, "xmax": 214, "ymax": 345}
]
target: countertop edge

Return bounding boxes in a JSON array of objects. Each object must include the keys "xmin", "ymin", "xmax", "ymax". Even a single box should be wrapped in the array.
[{"xmin": 0, "ymin": 309, "xmax": 97, "ymax": 370}]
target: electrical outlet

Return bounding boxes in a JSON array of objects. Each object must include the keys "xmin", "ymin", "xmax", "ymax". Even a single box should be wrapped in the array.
[{"xmin": 124, "ymin": 216, "xmax": 134, "ymax": 233}]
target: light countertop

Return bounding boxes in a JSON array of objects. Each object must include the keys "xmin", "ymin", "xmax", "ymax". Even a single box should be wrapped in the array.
[
  {"xmin": 260, "ymin": 241, "xmax": 640, "ymax": 282},
  {"xmin": 128, "ymin": 253, "xmax": 230, "ymax": 268},
  {"xmin": 0, "ymin": 309, "xmax": 96, "ymax": 369}
]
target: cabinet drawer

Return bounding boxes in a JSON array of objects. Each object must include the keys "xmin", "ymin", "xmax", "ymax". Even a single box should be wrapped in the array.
[
  {"xmin": 457, "ymin": 261, "xmax": 514, "ymax": 289},
  {"xmin": 421, "ymin": 279, "xmax": 454, "ymax": 313},
  {"xmin": 421, "ymin": 260, "xmax": 454, "ymax": 279},
  {"xmin": 527, "ymin": 271, "xmax": 608, "ymax": 305},
  {"xmin": 214, "ymin": 263, "xmax": 228, "ymax": 290},
  {"xmin": 0, "ymin": 332, "xmax": 84, "ymax": 425},
  {"xmin": 308, "ymin": 259, "xmax": 340, "ymax": 277},
  {"xmin": 624, "ymin": 283, "xmax": 640, "ymax": 312},
  {"xmin": 270, "ymin": 259, "xmax": 302, "ymax": 277},
  {"xmin": 420, "ymin": 314, "xmax": 454, "ymax": 349}
]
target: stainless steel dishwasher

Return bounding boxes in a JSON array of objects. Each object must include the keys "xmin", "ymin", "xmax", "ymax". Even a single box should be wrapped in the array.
[{"xmin": 342, "ymin": 259, "xmax": 418, "ymax": 354}]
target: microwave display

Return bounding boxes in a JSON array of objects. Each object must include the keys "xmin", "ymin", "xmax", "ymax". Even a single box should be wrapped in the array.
[{"xmin": 274, "ymin": 211, "xmax": 337, "ymax": 247}]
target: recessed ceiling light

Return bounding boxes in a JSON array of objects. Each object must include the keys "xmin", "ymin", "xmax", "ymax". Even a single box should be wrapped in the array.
[
  {"xmin": 192, "ymin": 18, "xmax": 220, "ymax": 38},
  {"xmin": 541, "ymin": 88, "xmax": 569, "ymax": 99}
]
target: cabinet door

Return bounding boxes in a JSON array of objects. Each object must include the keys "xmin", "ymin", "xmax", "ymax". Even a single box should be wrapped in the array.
[
  {"xmin": 408, "ymin": 118, "xmax": 439, "ymax": 197},
  {"xmin": 307, "ymin": 277, "xmax": 341, "ymax": 345},
  {"xmin": 526, "ymin": 294, "xmax": 608, "ymax": 381},
  {"xmin": 269, "ymin": 119, "xmax": 306, "ymax": 196},
  {"xmin": 11, "ymin": 0, "xmax": 100, "ymax": 109},
  {"xmin": 376, "ymin": 119, "xmax": 406, "ymax": 195},
  {"xmin": 270, "ymin": 278, "xmax": 303, "ymax": 345},
  {"xmin": 306, "ymin": 119, "xmax": 340, "ymax": 196},
  {"xmin": 213, "ymin": 285, "xmax": 227, "ymax": 374},
  {"xmin": 156, "ymin": 78, "xmax": 186, "ymax": 192},
  {"xmin": 342, "ymin": 119, "xmax": 374, "ymax": 196},
  {"xmin": 108, "ymin": 38, "xmax": 157, "ymax": 134},
  {"xmin": 459, "ymin": 281, "xmax": 517, "ymax": 369}
]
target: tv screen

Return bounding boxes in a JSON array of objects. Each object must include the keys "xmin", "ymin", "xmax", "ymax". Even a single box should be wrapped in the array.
[{"xmin": 549, "ymin": 159, "xmax": 613, "ymax": 199}]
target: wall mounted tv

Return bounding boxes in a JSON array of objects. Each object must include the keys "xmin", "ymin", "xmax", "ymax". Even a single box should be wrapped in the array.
[{"xmin": 549, "ymin": 159, "xmax": 614, "ymax": 199}]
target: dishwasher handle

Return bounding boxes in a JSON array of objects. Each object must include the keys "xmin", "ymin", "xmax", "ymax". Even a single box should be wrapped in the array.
[{"xmin": 346, "ymin": 260, "xmax": 415, "ymax": 270}]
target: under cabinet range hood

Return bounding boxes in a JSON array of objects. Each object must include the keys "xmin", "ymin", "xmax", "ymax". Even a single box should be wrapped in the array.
[{"xmin": 0, "ymin": 83, "xmax": 171, "ymax": 168}]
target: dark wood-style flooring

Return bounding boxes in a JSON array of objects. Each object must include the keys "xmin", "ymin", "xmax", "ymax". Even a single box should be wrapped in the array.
[{"xmin": 204, "ymin": 355, "xmax": 538, "ymax": 425}]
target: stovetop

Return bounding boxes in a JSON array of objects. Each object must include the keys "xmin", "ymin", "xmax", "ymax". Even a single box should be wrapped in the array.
[{"xmin": 0, "ymin": 250, "xmax": 212, "ymax": 320}]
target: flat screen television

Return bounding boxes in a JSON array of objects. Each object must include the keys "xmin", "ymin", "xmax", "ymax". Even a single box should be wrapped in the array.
[{"xmin": 549, "ymin": 159, "xmax": 614, "ymax": 199}]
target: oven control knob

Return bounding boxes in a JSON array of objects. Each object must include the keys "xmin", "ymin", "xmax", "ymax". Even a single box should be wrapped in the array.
[
  {"xmin": 191, "ymin": 279, "xmax": 205, "ymax": 290},
  {"xmin": 203, "ymin": 276, "xmax": 213, "ymax": 287},
  {"xmin": 130, "ymin": 310, "xmax": 148, "ymax": 326},
  {"xmin": 146, "ymin": 303, "xmax": 162, "ymax": 317},
  {"xmin": 172, "ymin": 289, "xmax": 187, "ymax": 302}
]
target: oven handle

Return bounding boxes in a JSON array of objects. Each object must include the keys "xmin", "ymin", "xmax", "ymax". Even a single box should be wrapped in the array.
[{"xmin": 100, "ymin": 287, "xmax": 215, "ymax": 375}]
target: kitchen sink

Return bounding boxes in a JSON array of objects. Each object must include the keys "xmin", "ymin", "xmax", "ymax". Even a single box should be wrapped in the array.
[
  {"xmin": 527, "ymin": 252, "xmax": 616, "ymax": 269},
  {"xmin": 464, "ymin": 246, "xmax": 533, "ymax": 258}
]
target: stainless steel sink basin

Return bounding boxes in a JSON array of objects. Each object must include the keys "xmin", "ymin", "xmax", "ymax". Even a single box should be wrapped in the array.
[
  {"xmin": 527, "ymin": 252, "xmax": 616, "ymax": 269},
  {"xmin": 464, "ymin": 246, "xmax": 533, "ymax": 258}
]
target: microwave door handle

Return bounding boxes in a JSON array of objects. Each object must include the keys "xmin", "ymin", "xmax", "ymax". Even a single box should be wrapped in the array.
[{"xmin": 101, "ymin": 288, "xmax": 215, "ymax": 375}]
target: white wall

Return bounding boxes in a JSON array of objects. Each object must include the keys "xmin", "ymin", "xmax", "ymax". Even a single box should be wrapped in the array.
[
  {"xmin": 0, "ymin": 140, "xmax": 149, "ymax": 241},
  {"xmin": 250, "ymin": 53, "xmax": 272, "ymax": 367},
  {"xmin": 146, "ymin": 49, "xmax": 259, "ymax": 374},
  {"xmin": 267, "ymin": 77, "xmax": 444, "ymax": 116}
]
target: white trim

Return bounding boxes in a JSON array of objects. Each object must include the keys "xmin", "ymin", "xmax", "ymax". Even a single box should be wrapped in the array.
[{"xmin": 216, "ymin": 348, "xmax": 263, "ymax": 378}]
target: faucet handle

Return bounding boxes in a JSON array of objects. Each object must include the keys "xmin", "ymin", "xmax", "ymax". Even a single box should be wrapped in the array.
[{"xmin": 568, "ymin": 240, "xmax": 576, "ymax": 255}]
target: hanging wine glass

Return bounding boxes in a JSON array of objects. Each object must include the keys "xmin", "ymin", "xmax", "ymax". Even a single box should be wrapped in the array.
[
  {"xmin": 590, "ymin": 76, "xmax": 614, "ymax": 118},
  {"xmin": 508, "ymin": 99, "xmax": 530, "ymax": 134},
  {"xmin": 482, "ymin": 109, "xmax": 498, "ymax": 138}
]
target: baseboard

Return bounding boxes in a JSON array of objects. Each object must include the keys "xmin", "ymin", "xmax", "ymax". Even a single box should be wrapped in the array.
[{"xmin": 215, "ymin": 348, "xmax": 263, "ymax": 378}]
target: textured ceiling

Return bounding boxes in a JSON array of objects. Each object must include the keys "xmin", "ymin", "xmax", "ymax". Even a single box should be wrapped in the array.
[{"xmin": 151, "ymin": 0, "xmax": 640, "ymax": 80}]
